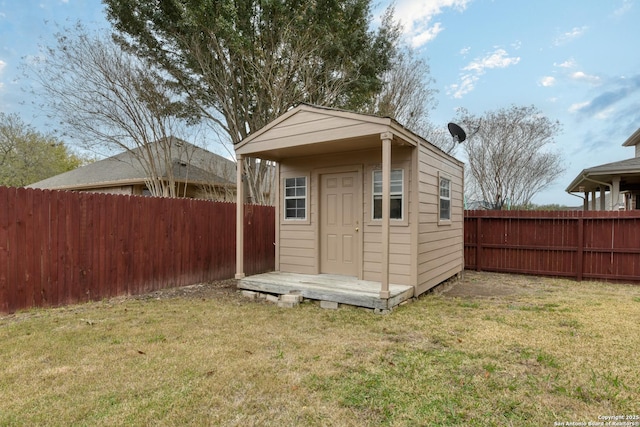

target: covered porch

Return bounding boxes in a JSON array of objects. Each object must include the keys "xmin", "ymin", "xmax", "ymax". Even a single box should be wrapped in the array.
[
  {"xmin": 565, "ymin": 157, "xmax": 640, "ymax": 211},
  {"xmin": 566, "ymin": 128, "xmax": 640, "ymax": 211},
  {"xmin": 239, "ymin": 272, "xmax": 414, "ymax": 310}
]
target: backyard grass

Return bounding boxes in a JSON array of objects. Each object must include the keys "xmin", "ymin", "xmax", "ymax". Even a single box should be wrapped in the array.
[{"xmin": 1, "ymin": 272, "xmax": 639, "ymax": 426}]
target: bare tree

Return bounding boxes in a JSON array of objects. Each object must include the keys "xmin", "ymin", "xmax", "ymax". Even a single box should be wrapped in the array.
[
  {"xmin": 365, "ymin": 46, "xmax": 457, "ymax": 155},
  {"xmin": 457, "ymin": 105, "xmax": 564, "ymax": 209},
  {"xmin": 369, "ymin": 47, "xmax": 434, "ymax": 131},
  {"xmin": 420, "ymin": 122, "xmax": 459, "ymax": 155},
  {"xmin": 28, "ymin": 24, "xmax": 203, "ymax": 198}
]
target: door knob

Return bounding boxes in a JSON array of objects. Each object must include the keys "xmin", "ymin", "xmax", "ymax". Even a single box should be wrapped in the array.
[{"xmin": 355, "ymin": 227, "xmax": 359, "ymax": 232}]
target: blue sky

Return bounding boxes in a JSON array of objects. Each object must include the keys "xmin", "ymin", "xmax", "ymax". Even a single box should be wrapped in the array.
[{"xmin": 1, "ymin": 0, "xmax": 640, "ymax": 206}]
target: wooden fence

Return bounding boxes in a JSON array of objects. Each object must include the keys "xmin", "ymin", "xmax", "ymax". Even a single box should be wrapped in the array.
[
  {"xmin": 464, "ymin": 210, "xmax": 640, "ymax": 282},
  {"xmin": 0, "ymin": 186, "xmax": 275, "ymax": 313}
]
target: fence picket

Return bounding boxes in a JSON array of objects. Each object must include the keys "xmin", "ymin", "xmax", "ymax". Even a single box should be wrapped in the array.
[
  {"xmin": 0, "ymin": 186, "xmax": 275, "ymax": 313},
  {"xmin": 465, "ymin": 210, "xmax": 640, "ymax": 282},
  {"xmin": 0, "ymin": 187, "xmax": 10, "ymax": 312}
]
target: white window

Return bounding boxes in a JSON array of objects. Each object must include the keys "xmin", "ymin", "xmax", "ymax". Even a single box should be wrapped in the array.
[
  {"xmin": 284, "ymin": 177, "xmax": 307, "ymax": 219},
  {"xmin": 439, "ymin": 176, "xmax": 451, "ymax": 221},
  {"xmin": 373, "ymin": 169, "xmax": 403, "ymax": 220}
]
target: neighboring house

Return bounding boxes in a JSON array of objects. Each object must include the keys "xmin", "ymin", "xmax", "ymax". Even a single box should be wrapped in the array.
[
  {"xmin": 566, "ymin": 128, "xmax": 640, "ymax": 210},
  {"xmin": 233, "ymin": 104, "xmax": 464, "ymax": 309},
  {"xmin": 29, "ymin": 138, "xmax": 236, "ymax": 201}
]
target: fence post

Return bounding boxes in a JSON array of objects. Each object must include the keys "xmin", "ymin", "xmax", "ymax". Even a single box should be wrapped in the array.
[
  {"xmin": 576, "ymin": 216, "xmax": 584, "ymax": 281},
  {"xmin": 476, "ymin": 216, "xmax": 482, "ymax": 272}
]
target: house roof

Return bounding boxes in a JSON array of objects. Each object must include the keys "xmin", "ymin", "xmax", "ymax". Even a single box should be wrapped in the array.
[
  {"xmin": 622, "ymin": 128, "xmax": 640, "ymax": 147},
  {"xmin": 235, "ymin": 103, "xmax": 462, "ymax": 165},
  {"xmin": 566, "ymin": 156, "xmax": 640, "ymax": 193},
  {"xmin": 29, "ymin": 137, "xmax": 236, "ymax": 191}
]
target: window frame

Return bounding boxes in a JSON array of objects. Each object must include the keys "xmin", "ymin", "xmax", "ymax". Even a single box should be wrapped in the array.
[
  {"xmin": 283, "ymin": 176, "xmax": 308, "ymax": 221},
  {"xmin": 438, "ymin": 172, "xmax": 452, "ymax": 224},
  {"xmin": 372, "ymin": 168, "xmax": 404, "ymax": 221}
]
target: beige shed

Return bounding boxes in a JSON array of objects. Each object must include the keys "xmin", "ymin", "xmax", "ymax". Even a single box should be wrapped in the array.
[{"xmin": 234, "ymin": 104, "xmax": 464, "ymax": 310}]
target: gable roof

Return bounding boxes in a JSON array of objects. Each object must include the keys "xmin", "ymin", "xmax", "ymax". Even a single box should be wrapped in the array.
[
  {"xmin": 29, "ymin": 137, "xmax": 236, "ymax": 191},
  {"xmin": 235, "ymin": 103, "xmax": 459, "ymax": 164},
  {"xmin": 622, "ymin": 128, "xmax": 640, "ymax": 147}
]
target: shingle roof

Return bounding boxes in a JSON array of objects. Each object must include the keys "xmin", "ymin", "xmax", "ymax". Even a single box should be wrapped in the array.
[
  {"xmin": 566, "ymin": 156, "xmax": 640, "ymax": 193},
  {"xmin": 581, "ymin": 156, "xmax": 640, "ymax": 174},
  {"xmin": 28, "ymin": 137, "xmax": 236, "ymax": 190},
  {"xmin": 622, "ymin": 128, "xmax": 640, "ymax": 147}
]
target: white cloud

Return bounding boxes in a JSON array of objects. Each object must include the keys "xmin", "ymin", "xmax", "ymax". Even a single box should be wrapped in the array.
[
  {"xmin": 449, "ymin": 74, "xmax": 478, "ymax": 99},
  {"xmin": 462, "ymin": 49, "xmax": 520, "ymax": 73},
  {"xmin": 410, "ymin": 22, "xmax": 444, "ymax": 48},
  {"xmin": 570, "ymin": 71, "xmax": 601, "ymax": 85},
  {"xmin": 554, "ymin": 26, "xmax": 588, "ymax": 46},
  {"xmin": 569, "ymin": 101, "xmax": 590, "ymax": 113},
  {"xmin": 555, "ymin": 58, "xmax": 577, "ymax": 69},
  {"xmin": 459, "ymin": 46, "xmax": 471, "ymax": 56},
  {"xmin": 595, "ymin": 107, "xmax": 615, "ymax": 120},
  {"xmin": 448, "ymin": 48, "xmax": 520, "ymax": 98},
  {"xmin": 393, "ymin": 0, "xmax": 471, "ymax": 48},
  {"xmin": 613, "ymin": 0, "xmax": 632, "ymax": 17},
  {"xmin": 540, "ymin": 76, "xmax": 556, "ymax": 87}
]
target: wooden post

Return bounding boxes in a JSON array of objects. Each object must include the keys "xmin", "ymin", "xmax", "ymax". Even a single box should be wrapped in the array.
[
  {"xmin": 380, "ymin": 132, "xmax": 392, "ymax": 299},
  {"xmin": 274, "ymin": 162, "xmax": 280, "ymax": 272},
  {"xmin": 476, "ymin": 217, "xmax": 483, "ymax": 272},
  {"xmin": 235, "ymin": 154, "xmax": 245, "ymax": 279},
  {"xmin": 576, "ymin": 216, "xmax": 584, "ymax": 281}
]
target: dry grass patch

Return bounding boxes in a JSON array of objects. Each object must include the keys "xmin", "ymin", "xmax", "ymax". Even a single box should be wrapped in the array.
[{"xmin": 1, "ymin": 273, "xmax": 639, "ymax": 426}]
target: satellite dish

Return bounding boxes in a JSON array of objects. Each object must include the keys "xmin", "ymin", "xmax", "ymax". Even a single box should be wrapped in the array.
[{"xmin": 447, "ymin": 122, "xmax": 467, "ymax": 143}]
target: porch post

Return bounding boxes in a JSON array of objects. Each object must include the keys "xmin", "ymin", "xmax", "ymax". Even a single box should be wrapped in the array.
[
  {"xmin": 235, "ymin": 154, "xmax": 245, "ymax": 279},
  {"xmin": 590, "ymin": 191, "xmax": 596, "ymax": 211},
  {"xmin": 583, "ymin": 192, "xmax": 589, "ymax": 211},
  {"xmin": 600, "ymin": 187, "xmax": 606, "ymax": 211},
  {"xmin": 380, "ymin": 132, "xmax": 392, "ymax": 299},
  {"xmin": 612, "ymin": 177, "xmax": 621, "ymax": 210}
]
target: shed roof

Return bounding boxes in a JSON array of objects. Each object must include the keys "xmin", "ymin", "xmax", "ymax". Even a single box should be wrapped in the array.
[
  {"xmin": 29, "ymin": 138, "xmax": 235, "ymax": 191},
  {"xmin": 235, "ymin": 104, "xmax": 458, "ymax": 163}
]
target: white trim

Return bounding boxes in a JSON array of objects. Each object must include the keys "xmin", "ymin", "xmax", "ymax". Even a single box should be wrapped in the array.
[
  {"xmin": 372, "ymin": 168, "xmax": 404, "ymax": 221},
  {"xmin": 438, "ymin": 172, "xmax": 452, "ymax": 224},
  {"xmin": 283, "ymin": 175, "xmax": 308, "ymax": 221}
]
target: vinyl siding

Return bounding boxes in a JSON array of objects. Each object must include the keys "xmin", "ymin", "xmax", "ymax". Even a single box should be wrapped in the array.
[
  {"xmin": 277, "ymin": 147, "xmax": 414, "ymax": 282},
  {"xmin": 237, "ymin": 108, "xmax": 390, "ymax": 157},
  {"xmin": 416, "ymin": 141, "xmax": 464, "ymax": 295}
]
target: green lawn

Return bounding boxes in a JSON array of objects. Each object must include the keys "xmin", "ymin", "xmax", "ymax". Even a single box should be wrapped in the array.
[{"xmin": 1, "ymin": 272, "xmax": 639, "ymax": 426}]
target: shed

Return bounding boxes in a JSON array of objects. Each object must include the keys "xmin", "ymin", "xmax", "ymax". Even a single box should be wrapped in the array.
[{"xmin": 234, "ymin": 104, "xmax": 464, "ymax": 309}]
